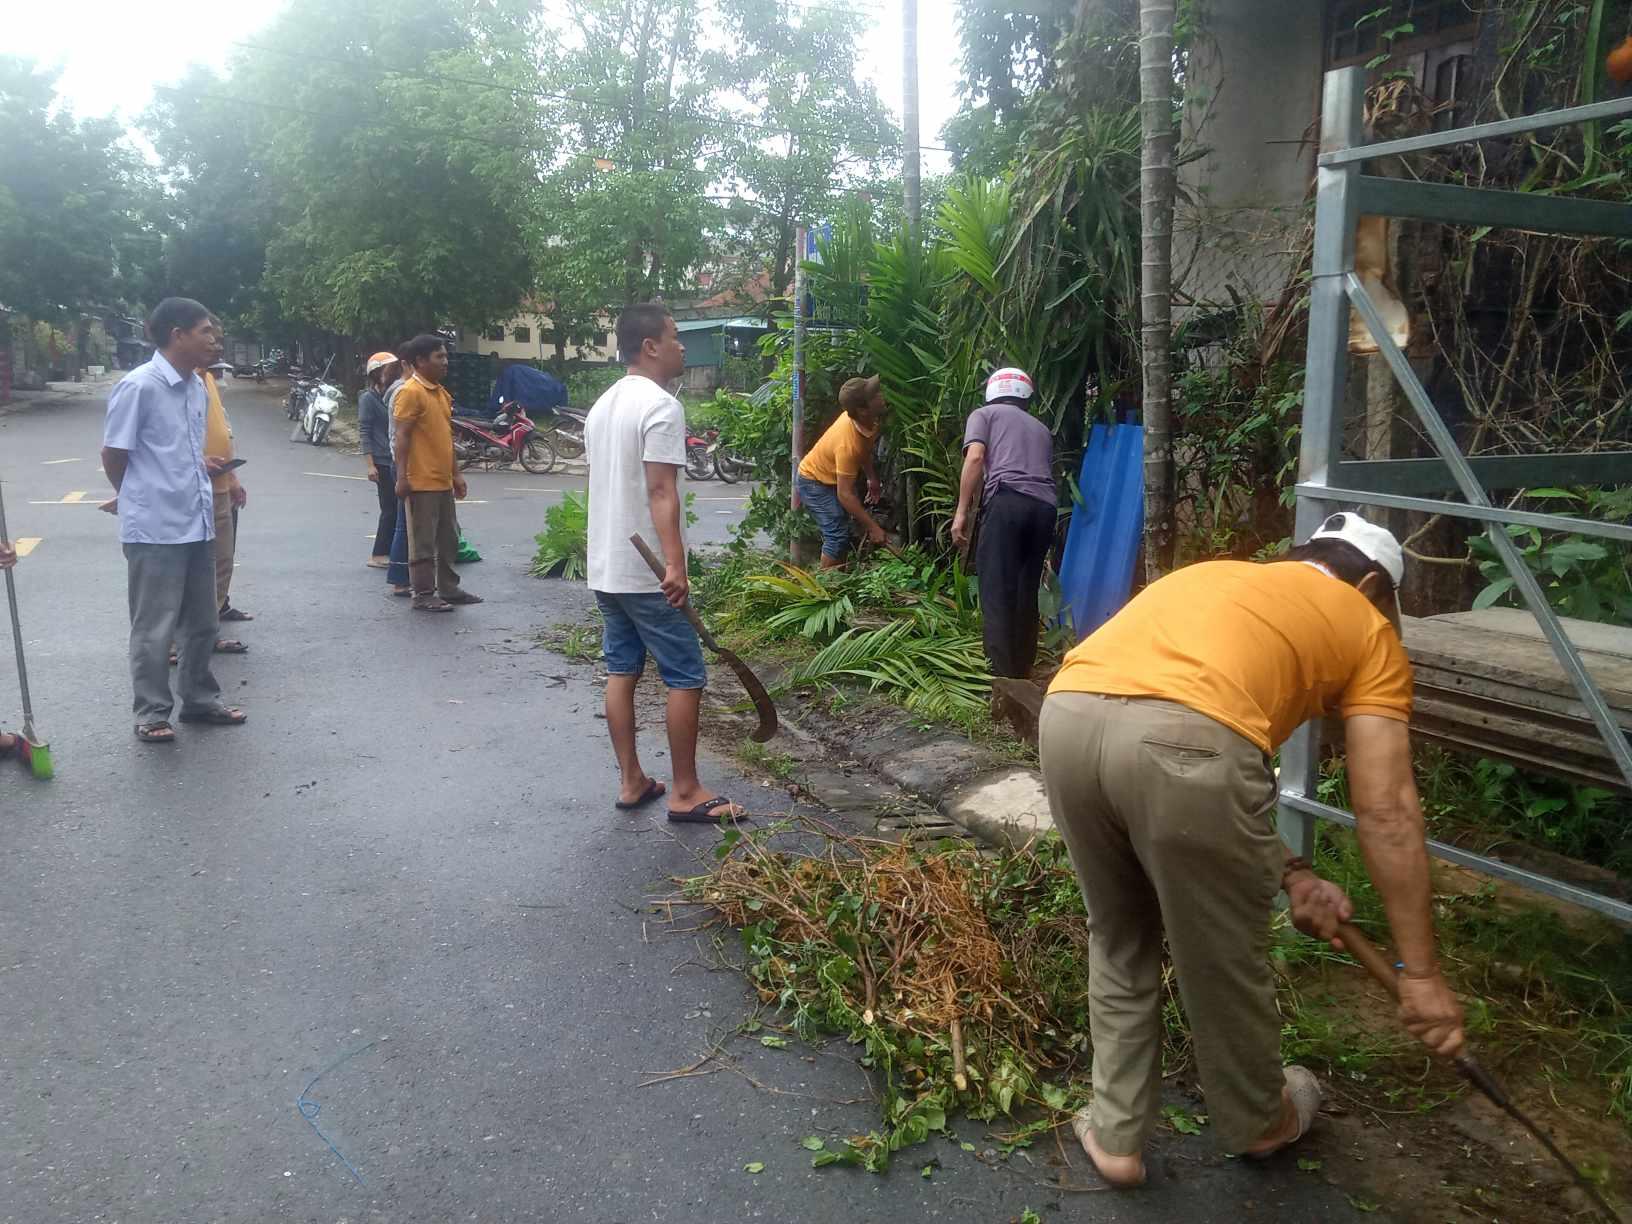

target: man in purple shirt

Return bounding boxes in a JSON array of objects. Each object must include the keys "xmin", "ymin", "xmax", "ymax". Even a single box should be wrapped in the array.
[{"xmin": 952, "ymin": 367, "xmax": 1057, "ymax": 679}]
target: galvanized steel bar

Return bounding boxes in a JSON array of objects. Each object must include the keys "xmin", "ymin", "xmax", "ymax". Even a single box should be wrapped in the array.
[
  {"xmin": 1334, "ymin": 452, "xmax": 1632, "ymax": 496},
  {"xmin": 1346, "ymin": 273, "xmax": 1632, "ymax": 791},
  {"xmin": 1352, "ymin": 176, "xmax": 1632, "ymax": 239},
  {"xmin": 1319, "ymin": 94, "xmax": 1632, "ymax": 166},
  {"xmin": 1281, "ymin": 793, "xmax": 1632, "ymax": 925},
  {"xmin": 1280, "ymin": 66, "xmax": 1367, "ymax": 860},
  {"xmin": 1293, "ymin": 484, "xmax": 1632, "ymax": 543}
]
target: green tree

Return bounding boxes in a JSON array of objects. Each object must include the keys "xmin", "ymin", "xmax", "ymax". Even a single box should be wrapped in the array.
[
  {"xmin": 0, "ymin": 57, "xmax": 158, "ymax": 319},
  {"xmin": 710, "ymin": 0, "xmax": 899, "ymax": 294}
]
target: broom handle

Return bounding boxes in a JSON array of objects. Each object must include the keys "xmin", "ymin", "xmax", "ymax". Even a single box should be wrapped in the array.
[{"xmin": 0, "ymin": 480, "xmax": 33, "ymax": 723}]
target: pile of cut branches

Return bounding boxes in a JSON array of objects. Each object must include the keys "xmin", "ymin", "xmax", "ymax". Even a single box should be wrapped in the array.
[{"xmin": 680, "ymin": 819, "xmax": 1136, "ymax": 1170}]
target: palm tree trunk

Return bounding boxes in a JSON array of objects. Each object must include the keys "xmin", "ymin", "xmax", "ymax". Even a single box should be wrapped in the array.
[{"xmin": 1138, "ymin": 0, "xmax": 1175, "ymax": 580}]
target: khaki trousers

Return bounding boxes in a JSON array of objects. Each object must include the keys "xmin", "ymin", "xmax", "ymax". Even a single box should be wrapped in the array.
[
  {"xmin": 1038, "ymin": 691, "xmax": 1285, "ymax": 1154},
  {"xmin": 404, "ymin": 489, "xmax": 461, "ymax": 598},
  {"xmin": 212, "ymin": 495, "xmax": 236, "ymax": 610}
]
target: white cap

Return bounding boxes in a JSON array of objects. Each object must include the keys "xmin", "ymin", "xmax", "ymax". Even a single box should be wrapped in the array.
[
  {"xmin": 985, "ymin": 367, "xmax": 1034, "ymax": 403},
  {"xmin": 1308, "ymin": 511, "xmax": 1404, "ymax": 587}
]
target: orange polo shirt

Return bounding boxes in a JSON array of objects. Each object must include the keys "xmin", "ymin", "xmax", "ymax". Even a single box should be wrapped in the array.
[
  {"xmin": 1048, "ymin": 560, "xmax": 1412, "ymax": 753},
  {"xmin": 798, "ymin": 412, "xmax": 879, "ymax": 486},
  {"xmin": 201, "ymin": 372, "xmax": 236, "ymax": 494},
  {"xmin": 392, "ymin": 375, "xmax": 455, "ymax": 491}
]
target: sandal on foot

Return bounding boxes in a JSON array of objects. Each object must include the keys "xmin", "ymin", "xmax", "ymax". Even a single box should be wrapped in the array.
[
  {"xmin": 219, "ymin": 607, "xmax": 254, "ymax": 622},
  {"xmin": 214, "ymin": 639, "xmax": 249, "ymax": 654},
  {"xmin": 366, "ymin": 557, "xmax": 390, "ymax": 569},
  {"xmin": 1072, "ymin": 1112, "xmax": 1147, "ymax": 1188},
  {"xmin": 614, "ymin": 779, "xmax": 666, "ymax": 811},
  {"xmin": 667, "ymin": 797, "xmax": 747, "ymax": 824},
  {"xmin": 412, "ymin": 596, "xmax": 454, "ymax": 612},
  {"xmin": 135, "ymin": 722, "xmax": 177, "ymax": 743},
  {"xmin": 441, "ymin": 591, "xmax": 483, "ymax": 605},
  {"xmin": 1245, "ymin": 1066, "xmax": 1323, "ymax": 1159},
  {"xmin": 178, "ymin": 705, "xmax": 248, "ymax": 727},
  {"xmin": 391, "ymin": 585, "xmax": 412, "ymax": 597}
]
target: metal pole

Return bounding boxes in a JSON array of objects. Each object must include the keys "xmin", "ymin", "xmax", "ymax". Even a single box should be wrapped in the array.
[
  {"xmin": 791, "ymin": 225, "xmax": 807, "ymax": 519},
  {"xmin": 901, "ymin": 0, "xmax": 920, "ymax": 227},
  {"xmin": 1279, "ymin": 65, "xmax": 1365, "ymax": 860}
]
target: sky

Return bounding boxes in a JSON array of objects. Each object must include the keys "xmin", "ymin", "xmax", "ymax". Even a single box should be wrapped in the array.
[{"xmin": 7, "ymin": 0, "xmax": 963, "ymax": 173}]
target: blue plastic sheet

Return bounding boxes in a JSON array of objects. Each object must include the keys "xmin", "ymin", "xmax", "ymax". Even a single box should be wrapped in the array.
[
  {"xmin": 488, "ymin": 364, "xmax": 569, "ymax": 416},
  {"xmin": 1058, "ymin": 423, "xmax": 1144, "ymax": 640}
]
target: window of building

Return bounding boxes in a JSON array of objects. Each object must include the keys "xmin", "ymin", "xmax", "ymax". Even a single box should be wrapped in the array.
[
  {"xmin": 512, "ymin": 325, "xmax": 531, "ymax": 343},
  {"xmin": 592, "ymin": 331, "xmax": 608, "ymax": 348},
  {"xmin": 1327, "ymin": 1, "xmax": 1475, "ymax": 65},
  {"xmin": 485, "ymin": 326, "xmax": 505, "ymax": 342}
]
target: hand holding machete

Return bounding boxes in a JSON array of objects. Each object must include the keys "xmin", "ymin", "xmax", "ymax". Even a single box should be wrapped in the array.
[{"xmin": 630, "ymin": 533, "xmax": 777, "ymax": 744}]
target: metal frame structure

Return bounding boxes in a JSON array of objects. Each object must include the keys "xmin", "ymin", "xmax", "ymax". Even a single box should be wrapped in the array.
[{"xmin": 1278, "ymin": 66, "xmax": 1632, "ymax": 925}]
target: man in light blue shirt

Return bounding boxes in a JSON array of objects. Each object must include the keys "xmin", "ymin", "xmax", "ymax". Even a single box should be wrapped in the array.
[{"xmin": 101, "ymin": 298, "xmax": 248, "ymax": 742}]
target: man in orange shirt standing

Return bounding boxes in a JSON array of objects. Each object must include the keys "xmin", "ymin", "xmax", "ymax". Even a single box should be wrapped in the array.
[
  {"xmin": 795, "ymin": 375, "xmax": 888, "ymax": 568},
  {"xmin": 201, "ymin": 321, "xmax": 250, "ymax": 651},
  {"xmin": 1039, "ymin": 513, "xmax": 1465, "ymax": 1187},
  {"xmin": 393, "ymin": 334, "xmax": 479, "ymax": 612}
]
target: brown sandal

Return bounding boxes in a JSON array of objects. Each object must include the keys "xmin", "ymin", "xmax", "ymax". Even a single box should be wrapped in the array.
[{"xmin": 135, "ymin": 722, "xmax": 178, "ymax": 743}]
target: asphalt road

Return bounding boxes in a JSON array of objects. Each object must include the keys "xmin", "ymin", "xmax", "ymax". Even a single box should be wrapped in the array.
[{"xmin": 0, "ymin": 380, "xmax": 1369, "ymax": 1222}]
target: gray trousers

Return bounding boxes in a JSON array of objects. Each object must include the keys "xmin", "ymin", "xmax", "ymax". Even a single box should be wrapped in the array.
[{"xmin": 125, "ymin": 541, "xmax": 222, "ymax": 724}]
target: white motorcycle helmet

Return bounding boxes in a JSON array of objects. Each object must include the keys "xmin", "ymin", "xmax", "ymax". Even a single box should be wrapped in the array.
[{"xmin": 985, "ymin": 367, "xmax": 1034, "ymax": 404}]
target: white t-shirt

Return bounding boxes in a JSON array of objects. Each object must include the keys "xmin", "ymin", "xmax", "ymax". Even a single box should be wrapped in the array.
[{"xmin": 585, "ymin": 374, "xmax": 688, "ymax": 592}]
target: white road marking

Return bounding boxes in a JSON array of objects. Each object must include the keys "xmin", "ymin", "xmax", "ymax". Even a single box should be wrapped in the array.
[
  {"xmin": 42, "ymin": 457, "xmax": 82, "ymax": 465},
  {"xmin": 14, "ymin": 538, "xmax": 41, "ymax": 557},
  {"xmin": 302, "ymin": 471, "xmax": 370, "ymax": 481},
  {"xmin": 28, "ymin": 491, "xmax": 92, "ymax": 504},
  {"xmin": 61, "ymin": 491, "xmax": 87, "ymax": 503}
]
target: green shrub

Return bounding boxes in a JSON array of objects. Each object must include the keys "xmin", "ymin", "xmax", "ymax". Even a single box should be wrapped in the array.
[{"xmin": 530, "ymin": 490, "xmax": 589, "ymax": 580}]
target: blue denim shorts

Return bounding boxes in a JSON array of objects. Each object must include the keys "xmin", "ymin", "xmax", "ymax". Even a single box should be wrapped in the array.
[
  {"xmin": 594, "ymin": 590, "xmax": 707, "ymax": 690},
  {"xmin": 797, "ymin": 475, "xmax": 851, "ymax": 560}
]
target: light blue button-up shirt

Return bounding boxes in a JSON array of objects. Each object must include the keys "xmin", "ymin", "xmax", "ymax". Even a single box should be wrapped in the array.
[{"xmin": 102, "ymin": 352, "xmax": 215, "ymax": 545}]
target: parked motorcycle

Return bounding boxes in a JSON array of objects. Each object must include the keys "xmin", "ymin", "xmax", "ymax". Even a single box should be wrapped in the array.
[
  {"xmin": 232, "ymin": 360, "xmax": 269, "ymax": 383},
  {"xmin": 685, "ymin": 425, "xmax": 716, "ymax": 481},
  {"xmin": 541, "ymin": 406, "xmax": 588, "ymax": 461},
  {"xmin": 300, "ymin": 379, "xmax": 341, "ymax": 445},
  {"xmin": 452, "ymin": 403, "xmax": 557, "ymax": 474},
  {"xmin": 710, "ymin": 437, "xmax": 753, "ymax": 484}
]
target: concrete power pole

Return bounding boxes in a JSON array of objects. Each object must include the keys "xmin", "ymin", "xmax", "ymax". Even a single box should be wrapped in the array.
[
  {"xmin": 1138, "ymin": 0, "xmax": 1176, "ymax": 581},
  {"xmin": 902, "ymin": 0, "xmax": 921, "ymax": 227}
]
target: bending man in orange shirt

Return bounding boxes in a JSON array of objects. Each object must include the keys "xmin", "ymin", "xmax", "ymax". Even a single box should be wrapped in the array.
[
  {"xmin": 1040, "ymin": 512, "xmax": 1464, "ymax": 1187},
  {"xmin": 795, "ymin": 375, "xmax": 888, "ymax": 568}
]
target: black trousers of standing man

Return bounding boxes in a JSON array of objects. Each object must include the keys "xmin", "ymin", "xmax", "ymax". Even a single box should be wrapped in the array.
[{"xmin": 975, "ymin": 488, "xmax": 1056, "ymax": 679}]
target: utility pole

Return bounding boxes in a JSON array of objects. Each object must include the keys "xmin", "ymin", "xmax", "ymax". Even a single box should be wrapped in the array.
[
  {"xmin": 1138, "ymin": 0, "xmax": 1176, "ymax": 582},
  {"xmin": 902, "ymin": 0, "xmax": 921, "ymax": 227}
]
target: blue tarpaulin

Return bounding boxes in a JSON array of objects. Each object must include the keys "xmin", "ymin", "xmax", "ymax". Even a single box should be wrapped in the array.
[
  {"xmin": 1058, "ymin": 423, "xmax": 1144, "ymax": 640},
  {"xmin": 488, "ymin": 364, "xmax": 568, "ymax": 416}
]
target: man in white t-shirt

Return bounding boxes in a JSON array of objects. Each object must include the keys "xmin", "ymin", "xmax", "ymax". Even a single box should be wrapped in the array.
[{"xmin": 586, "ymin": 304, "xmax": 746, "ymax": 824}]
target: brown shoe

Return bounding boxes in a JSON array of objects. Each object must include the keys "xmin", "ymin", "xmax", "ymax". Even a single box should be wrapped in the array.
[
  {"xmin": 441, "ymin": 590, "xmax": 484, "ymax": 605},
  {"xmin": 412, "ymin": 595, "xmax": 454, "ymax": 612}
]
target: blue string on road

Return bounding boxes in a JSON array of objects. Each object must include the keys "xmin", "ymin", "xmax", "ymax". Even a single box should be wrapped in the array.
[{"xmin": 296, "ymin": 1040, "xmax": 376, "ymax": 1187}]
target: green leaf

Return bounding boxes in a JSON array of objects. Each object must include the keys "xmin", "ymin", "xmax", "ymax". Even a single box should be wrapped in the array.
[
  {"xmin": 1472, "ymin": 577, "xmax": 1516, "ymax": 610},
  {"xmin": 1298, "ymin": 1157, "xmax": 1323, "ymax": 1172},
  {"xmin": 959, "ymin": 1141, "xmax": 977, "ymax": 1152},
  {"xmin": 760, "ymin": 1035, "xmax": 789, "ymax": 1049},
  {"xmin": 921, "ymin": 1164, "xmax": 934, "ymax": 1179},
  {"xmin": 743, "ymin": 1161, "xmax": 765, "ymax": 1175},
  {"xmin": 801, "ymin": 1136, "xmax": 826, "ymax": 1151},
  {"xmin": 1347, "ymin": 1194, "xmax": 1380, "ymax": 1213},
  {"xmin": 811, "ymin": 1150, "xmax": 843, "ymax": 1168}
]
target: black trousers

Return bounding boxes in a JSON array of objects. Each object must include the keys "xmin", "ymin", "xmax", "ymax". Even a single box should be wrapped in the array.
[
  {"xmin": 371, "ymin": 460, "xmax": 398, "ymax": 558},
  {"xmin": 975, "ymin": 489, "xmax": 1055, "ymax": 679}
]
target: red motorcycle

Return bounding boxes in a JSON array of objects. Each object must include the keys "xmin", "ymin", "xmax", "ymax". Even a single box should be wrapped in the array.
[
  {"xmin": 453, "ymin": 403, "xmax": 557, "ymax": 474},
  {"xmin": 685, "ymin": 425, "xmax": 717, "ymax": 481}
]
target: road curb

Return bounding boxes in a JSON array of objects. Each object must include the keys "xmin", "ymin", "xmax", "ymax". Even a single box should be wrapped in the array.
[{"xmin": 728, "ymin": 659, "xmax": 1056, "ymax": 850}]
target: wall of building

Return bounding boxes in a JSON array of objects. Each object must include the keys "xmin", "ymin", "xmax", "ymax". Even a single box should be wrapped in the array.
[
  {"xmin": 455, "ymin": 313, "xmax": 617, "ymax": 364},
  {"xmin": 1177, "ymin": 0, "xmax": 1326, "ymax": 310}
]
